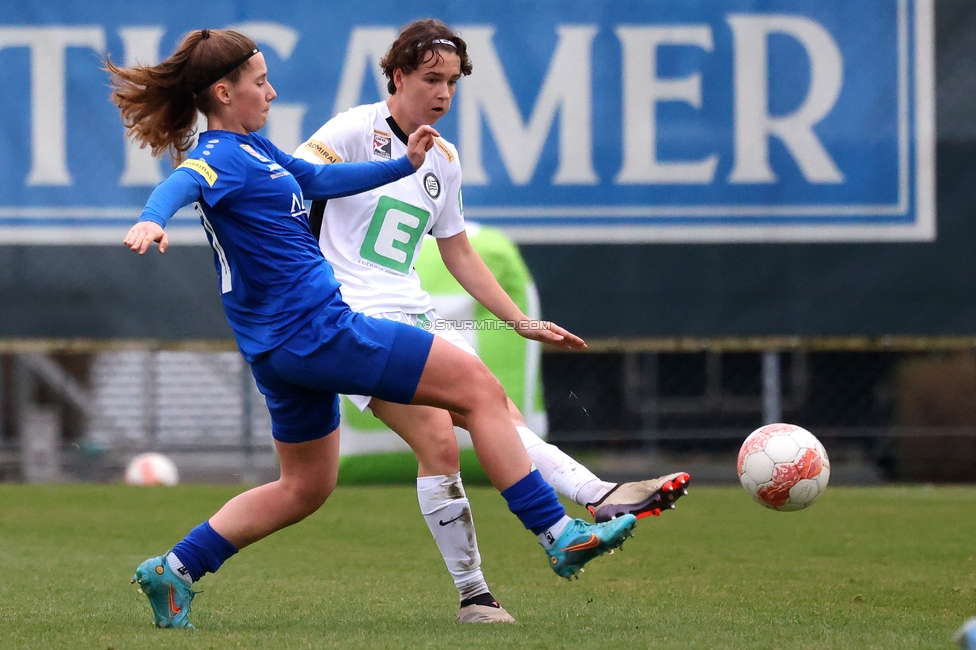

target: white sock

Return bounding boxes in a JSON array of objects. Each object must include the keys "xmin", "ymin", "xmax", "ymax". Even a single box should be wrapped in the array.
[
  {"xmin": 417, "ymin": 473, "xmax": 490, "ymax": 602},
  {"xmin": 166, "ymin": 552, "xmax": 193, "ymax": 585},
  {"xmin": 538, "ymin": 515, "xmax": 573, "ymax": 550},
  {"xmin": 516, "ymin": 426, "xmax": 615, "ymax": 505},
  {"xmin": 575, "ymin": 480, "xmax": 615, "ymax": 506}
]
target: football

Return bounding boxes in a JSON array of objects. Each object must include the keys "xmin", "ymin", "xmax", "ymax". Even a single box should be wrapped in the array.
[
  {"xmin": 737, "ymin": 423, "xmax": 830, "ymax": 511},
  {"xmin": 124, "ymin": 452, "xmax": 180, "ymax": 486}
]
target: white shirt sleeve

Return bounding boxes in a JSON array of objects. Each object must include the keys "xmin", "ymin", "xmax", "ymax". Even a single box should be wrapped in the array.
[
  {"xmin": 293, "ymin": 109, "xmax": 368, "ymax": 164},
  {"xmin": 430, "ymin": 142, "xmax": 466, "ymax": 239}
]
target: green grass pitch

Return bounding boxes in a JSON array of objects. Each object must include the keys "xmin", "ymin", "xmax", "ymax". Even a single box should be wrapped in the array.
[{"xmin": 0, "ymin": 483, "xmax": 973, "ymax": 649}]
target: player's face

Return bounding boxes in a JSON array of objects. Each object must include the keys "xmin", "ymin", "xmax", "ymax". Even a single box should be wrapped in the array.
[
  {"xmin": 394, "ymin": 49, "xmax": 462, "ymax": 128},
  {"xmin": 227, "ymin": 53, "xmax": 277, "ymax": 133}
]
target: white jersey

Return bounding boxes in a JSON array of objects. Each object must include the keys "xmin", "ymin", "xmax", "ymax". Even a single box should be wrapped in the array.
[{"xmin": 294, "ymin": 101, "xmax": 465, "ymax": 315}]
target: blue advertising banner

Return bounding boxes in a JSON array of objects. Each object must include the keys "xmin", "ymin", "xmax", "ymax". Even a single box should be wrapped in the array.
[{"xmin": 0, "ymin": 0, "xmax": 934, "ymax": 243}]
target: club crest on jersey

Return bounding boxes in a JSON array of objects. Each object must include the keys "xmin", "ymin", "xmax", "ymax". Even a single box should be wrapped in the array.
[
  {"xmin": 372, "ymin": 131, "xmax": 392, "ymax": 160},
  {"xmin": 423, "ymin": 173, "xmax": 441, "ymax": 199},
  {"xmin": 239, "ymin": 143, "xmax": 270, "ymax": 163}
]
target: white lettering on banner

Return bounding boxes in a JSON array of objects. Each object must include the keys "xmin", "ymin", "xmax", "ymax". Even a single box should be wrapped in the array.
[
  {"xmin": 333, "ymin": 27, "xmax": 397, "ymax": 116},
  {"xmin": 226, "ymin": 21, "xmax": 306, "ymax": 154},
  {"xmin": 727, "ymin": 15, "xmax": 845, "ymax": 184},
  {"xmin": 615, "ymin": 26, "xmax": 719, "ymax": 184},
  {"xmin": 459, "ymin": 25, "xmax": 598, "ymax": 186},
  {"xmin": 119, "ymin": 26, "xmax": 165, "ymax": 186},
  {"xmin": 0, "ymin": 27, "xmax": 105, "ymax": 187},
  {"xmin": 1, "ymin": 10, "xmax": 925, "ymax": 245}
]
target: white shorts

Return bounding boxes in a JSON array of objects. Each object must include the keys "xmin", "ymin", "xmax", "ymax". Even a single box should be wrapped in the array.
[{"xmin": 345, "ymin": 309, "xmax": 478, "ymax": 412}]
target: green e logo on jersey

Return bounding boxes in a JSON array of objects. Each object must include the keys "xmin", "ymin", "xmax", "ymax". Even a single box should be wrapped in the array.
[{"xmin": 360, "ymin": 196, "xmax": 431, "ymax": 274}]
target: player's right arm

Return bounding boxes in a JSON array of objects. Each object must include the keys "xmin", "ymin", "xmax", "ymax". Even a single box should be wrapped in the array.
[
  {"xmin": 125, "ymin": 143, "xmax": 244, "ymax": 254},
  {"xmin": 123, "ymin": 171, "xmax": 201, "ymax": 254}
]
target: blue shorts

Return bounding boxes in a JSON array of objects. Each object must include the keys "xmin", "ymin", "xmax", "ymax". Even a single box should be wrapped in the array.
[{"xmin": 249, "ymin": 307, "xmax": 434, "ymax": 444}]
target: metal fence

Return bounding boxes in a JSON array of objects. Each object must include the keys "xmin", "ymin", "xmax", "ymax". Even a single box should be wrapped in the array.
[
  {"xmin": 1, "ymin": 338, "xmax": 975, "ymax": 484},
  {"xmin": 545, "ymin": 338, "xmax": 976, "ymax": 483}
]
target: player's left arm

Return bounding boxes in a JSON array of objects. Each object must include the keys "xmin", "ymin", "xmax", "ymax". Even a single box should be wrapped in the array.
[
  {"xmin": 436, "ymin": 232, "xmax": 586, "ymax": 351},
  {"xmin": 265, "ymin": 128, "xmax": 436, "ymax": 200}
]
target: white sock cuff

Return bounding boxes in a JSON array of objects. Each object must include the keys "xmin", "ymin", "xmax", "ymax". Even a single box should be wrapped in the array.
[
  {"xmin": 516, "ymin": 425, "xmax": 546, "ymax": 450},
  {"xmin": 167, "ymin": 553, "xmax": 193, "ymax": 585},
  {"xmin": 538, "ymin": 515, "xmax": 573, "ymax": 549}
]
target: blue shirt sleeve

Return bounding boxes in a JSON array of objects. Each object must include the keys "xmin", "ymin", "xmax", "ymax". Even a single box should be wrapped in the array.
[
  {"xmin": 294, "ymin": 156, "xmax": 415, "ymax": 200},
  {"xmin": 138, "ymin": 170, "xmax": 202, "ymax": 227},
  {"xmin": 257, "ymin": 134, "xmax": 415, "ymax": 200}
]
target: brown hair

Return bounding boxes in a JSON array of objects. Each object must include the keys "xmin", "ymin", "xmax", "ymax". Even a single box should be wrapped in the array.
[
  {"xmin": 105, "ymin": 29, "xmax": 258, "ymax": 165},
  {"xmin": 380, "ymin": 19, "xmax": 472, "ymax": 95}
]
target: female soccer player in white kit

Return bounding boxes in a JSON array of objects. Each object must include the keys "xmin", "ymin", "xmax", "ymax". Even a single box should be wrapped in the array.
[{"xmin": 295, "ymin": 19, "xmax": 690, "ymax": 623}]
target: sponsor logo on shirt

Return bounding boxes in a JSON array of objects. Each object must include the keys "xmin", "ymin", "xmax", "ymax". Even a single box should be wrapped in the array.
[
  {"xmin": 301, "ymin": 139, "xmax": 342, "ymax": 164},
  {"xmin": 239, "ymin": 143, "xmax": 270, "ymax": 163},
  {"xmin": 178, "ymin": 159, "xmax": 218, "ymax": 187},
  {"xmin": 423, "ymin": 172, "xmax": 441, "ymax": 199},
  {"xmin": 290, "ymin": 193, "xmax": 306, "ymax": 220},
  {"xmin": 434, "ymin": 138, "xmax": 455, "ymax": 163},
  {"xmin": 372, "ymin": 130, "xmax": 392, "ymax": 160},
  {"xmin": 267, "ymin": 162, "xmax": 290, "ymax": 179}
]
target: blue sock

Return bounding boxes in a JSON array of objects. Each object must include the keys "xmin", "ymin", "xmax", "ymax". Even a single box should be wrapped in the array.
[
  {"xmin": 170, "ymin": 521, "xmax": 238, "ymax": 582},
  {"xmin": 501, "ymin": 469, "xmax": 566, "ymax": 535}
]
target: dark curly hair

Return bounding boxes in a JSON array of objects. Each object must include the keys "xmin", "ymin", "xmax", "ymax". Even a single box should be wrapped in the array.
[{"xmin": 380, "ymin": 19, "xmax": 473, "ymax": 95}]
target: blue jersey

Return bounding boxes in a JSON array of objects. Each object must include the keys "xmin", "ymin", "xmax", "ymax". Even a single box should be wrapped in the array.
[{"xmin": 139, "ymin": 130, "xmax": 415, "ymax": 362}]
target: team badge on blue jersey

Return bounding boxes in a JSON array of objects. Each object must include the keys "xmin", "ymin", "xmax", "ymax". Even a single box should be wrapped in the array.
[{"xmin": 372, "ymin": 131, "xmax": 392, "ymax": 160}]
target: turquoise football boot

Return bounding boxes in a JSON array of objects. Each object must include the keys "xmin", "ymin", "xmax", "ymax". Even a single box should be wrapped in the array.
[
  {"xmin": 956, "ymin": 618, "xmax": 976, "ymax": 649},
  {"xmin": 546, "ymin": 514, "xmax": 637, "ymax": 579},
  {"xmin": 131, "ymin": 554, "xmax": 197, "ymax": 629}
]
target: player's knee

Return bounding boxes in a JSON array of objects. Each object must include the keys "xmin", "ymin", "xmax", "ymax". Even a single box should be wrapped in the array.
[
  {"xmin": 411, "ymin": 415, "xmax": 460, "ymax": 474},
  {"xmin": 285, "ymin": 473, "xmax": 335, "ymax": 519},
  {"xmin": 469, "ymin": 363, "xmax": 507, "ymax": 411},
  {"xmin": 428, "ymin": 431, "xmax": 461, "ymax": 472}
]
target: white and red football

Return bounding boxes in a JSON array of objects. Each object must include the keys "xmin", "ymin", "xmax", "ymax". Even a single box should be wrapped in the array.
[
  {"xmin": 124, "ymin": 452, "xmax": 180, "ymax": 486},
  {"xmin": 737, "ymin": 423, "xmax": 830, "ymax": 511}
]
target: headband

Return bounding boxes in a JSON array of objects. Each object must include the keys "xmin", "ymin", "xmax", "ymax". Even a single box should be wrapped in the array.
[
  {"xmin": 429, "ymin": 38, "xmax": 456, "ymax": 49},
  {"xmin": 192, "ymin": 47, "xmax": 260, "ymax": 94}
]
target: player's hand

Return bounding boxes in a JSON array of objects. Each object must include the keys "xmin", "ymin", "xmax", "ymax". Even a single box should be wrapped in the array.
[
  {"xmin": 514, "ymin": 320, "xmax": 587, "ymax": 351},
  {"xmin": 123, "ymin": 221, "xmax": 169, "ymax": 255},
  {"xmin": 406, "ymin": 125, "xmax": 439, "ymax": 170}
]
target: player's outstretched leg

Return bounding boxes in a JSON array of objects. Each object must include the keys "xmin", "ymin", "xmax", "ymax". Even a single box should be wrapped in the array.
[
  {"xmin": 131, "ymin": 554, "xmax": 198, "ymax": 629},
  {"xmin": 514, "ymin": 423, "xmax": 691, "ymax": 522},
  {"xmin": 585, "ymin": 473, "xmax": 691, "ymax": 523},
  {"xmin": 546, "ymin": 514, "xmax": 637, "ymax": 580}
]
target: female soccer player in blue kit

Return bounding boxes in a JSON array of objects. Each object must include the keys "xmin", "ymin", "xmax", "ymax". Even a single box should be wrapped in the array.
[{"xmin": 108, "ymin": 28, "xmax": 636, "ymax": 630}]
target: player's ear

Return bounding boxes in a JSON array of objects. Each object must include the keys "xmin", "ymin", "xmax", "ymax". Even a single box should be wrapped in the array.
[
  {"xmin": 392, "ymin": 68, "xmax": 404, "ymax": 93},
  {"xmin": 212, "ymin": 80, "xmax": 233, "ymax": 105}
]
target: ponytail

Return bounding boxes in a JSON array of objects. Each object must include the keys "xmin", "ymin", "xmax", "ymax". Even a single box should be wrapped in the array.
[{"xmin": 106, "ymin": 29, "xmax": 259, "ymax": 165}]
